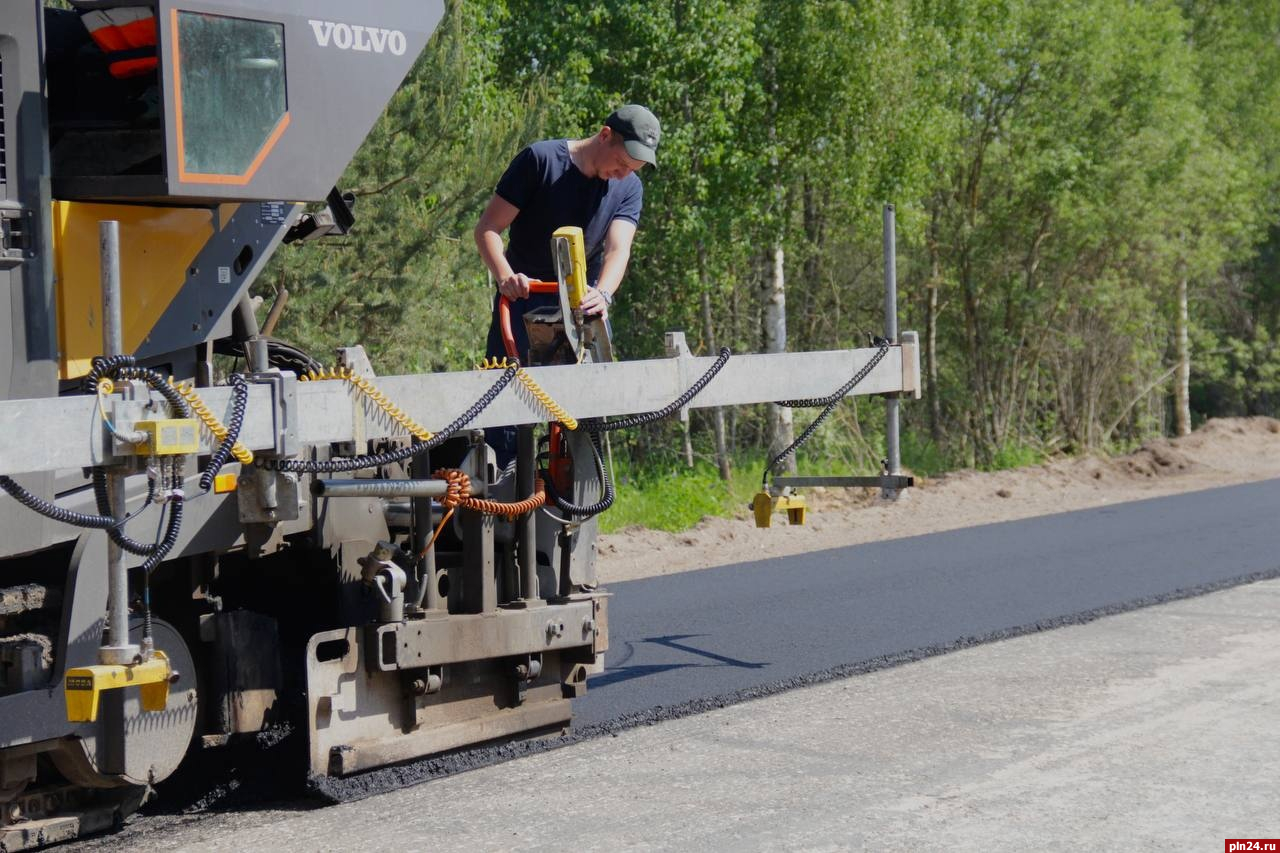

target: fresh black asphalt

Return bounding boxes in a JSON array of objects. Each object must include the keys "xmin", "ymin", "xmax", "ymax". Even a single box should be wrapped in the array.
[
  {"xmin": 310, "ymin": 476, "xmax": 1280, "ymax": 801},
  {"xmin": 578, "ymin": 477, "xmax": 1280, "ymax": 727}
]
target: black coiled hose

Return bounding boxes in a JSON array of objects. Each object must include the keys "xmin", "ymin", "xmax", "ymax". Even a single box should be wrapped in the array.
[
  {"xmin": 541, "ymin": 426, "xmax": 615, "ymax": 517},
  {"xmin": 0, "ymin": 475, "xmax": 118, "ymax": 529},
  {"xmin": 762, "ymin": 341, "xmax": 891, "ymax": 487},
  {"xmin": 90, "ymin": 467, "xmax": 160, "ymax": 554},
  {"xmin": 259, "ymin": 363, "xmax": 521, "ymax": 474},
  {"xmin": 140, "ymin": 457, "xmax": 184, "ymax": 575},
  {"xmin": 199, "ymin": 373, "xmax": 248, "ymax": 492},
  {"xmin": 540, "ymin": 349, "xmax": 731, "ymax": 520},
  {"xmin": 585, "ymin": 347, "xmax": 731, "ymax": 433},
  {"xmin": 82, "ymin": 356, "xmax": 193, "ymax": 555},
  {"xmin": 83, "ymin": 356, "xmax": 193, "ymax": 419}
]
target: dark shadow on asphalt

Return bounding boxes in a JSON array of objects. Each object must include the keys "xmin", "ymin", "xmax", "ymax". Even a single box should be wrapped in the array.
[{"xmin": 593, "ymin": 634, "xmax": 771, "ymax": 690}]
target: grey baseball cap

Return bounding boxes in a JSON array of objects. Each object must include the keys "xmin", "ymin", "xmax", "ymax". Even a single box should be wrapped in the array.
[{"xmin": 605, "ymin": 104, "xmax": 662, "ymax": 167}]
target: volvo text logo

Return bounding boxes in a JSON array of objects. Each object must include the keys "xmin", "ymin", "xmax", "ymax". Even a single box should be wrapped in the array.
[{"xmin": 309, "ymin": 20, "xmax": 407, "ymax": 56}]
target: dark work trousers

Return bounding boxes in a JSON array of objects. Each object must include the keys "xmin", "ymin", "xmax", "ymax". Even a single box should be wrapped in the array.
[{"xmin": 484, "ymin": 289, "xmax": 559, "ymax": 470}]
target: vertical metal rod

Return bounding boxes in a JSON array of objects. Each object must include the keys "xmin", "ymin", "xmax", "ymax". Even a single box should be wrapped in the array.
[
  {"xmin": 882, "ymin": 204, "xmax": 902, "ymax": 489},
  {"xmin": 457, "ymin": 432, "xmax": 496, "ymax": 614},
  {"xmin": 102, "ymin": 223, "xmax": 123, "ymax": 357},
  {"xmin": 100, "ymin": 221, "xmax": 136, "ymax": 664},
  {"xmin": 516, "ymin": 425, "xmax": 538, "ymax": 603},
  {"xmin": 410, "ymin": 452, "xmax": 441, "ymax": 612}
]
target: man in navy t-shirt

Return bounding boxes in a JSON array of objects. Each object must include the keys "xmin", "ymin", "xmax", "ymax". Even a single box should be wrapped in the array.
[{"xmin": 474, "ymin": 104, "xmax": 662, "ymax": 364}]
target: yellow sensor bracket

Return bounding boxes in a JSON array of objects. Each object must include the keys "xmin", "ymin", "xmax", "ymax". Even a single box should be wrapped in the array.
[
  {"xmin": 552, "ymin": 226, "xmax": 588, "ymax": 309},
  {"xmin": 64, "ymin": 651, "xmax": 172, "ymax": 723},
  {"xmin": 752, "ymin": 491, "xmax": 807, "ymax": 529}
]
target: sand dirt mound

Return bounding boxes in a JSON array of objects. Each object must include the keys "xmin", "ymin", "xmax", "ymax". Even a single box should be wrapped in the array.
[{"xmin": 597, "ymin": 417, "xmax": 1280, "ymax": 584}]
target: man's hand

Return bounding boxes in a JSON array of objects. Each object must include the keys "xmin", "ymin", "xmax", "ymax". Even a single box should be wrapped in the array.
[
  {"xmin": 498, "ymin": 272, "xmax": 532, "ymax": 300},
  {"xmin": 580, "ymin": 286, "xmax": 611, "ymax": 320}
]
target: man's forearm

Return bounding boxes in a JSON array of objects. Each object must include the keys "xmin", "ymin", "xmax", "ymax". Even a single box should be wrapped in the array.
[
  {"xmin": 596, "ymin": 247, "xmax": 632, "ymax": 298},
  {"xmin": 476, "ymin": 228, "xmax": 514, "ymax": 283}
]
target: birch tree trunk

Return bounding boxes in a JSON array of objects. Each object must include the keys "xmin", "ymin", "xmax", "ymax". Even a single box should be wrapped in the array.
[
  {"xmin": 763, "ymin": 39, "xmax": 794, "ymax": 471},
  {"xmin": 926, "ymin": 208, "xmax": 943, "ymax": 443},
  {"xmin": 701, "ymin": 288, "xmax": 731, "ymax": 481},
  {"xmin": 1174, "ymin": 273, "xmax": 1191, "ymax": 436},
  {"xmin": 765, "ymin": 242, "xmax": 795, "ymax": 469}
]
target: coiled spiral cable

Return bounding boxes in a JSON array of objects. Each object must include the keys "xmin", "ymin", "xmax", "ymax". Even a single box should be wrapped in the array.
[
  {"xmin": 168, "ymin": 373, "xmax": 254, "ymax": 476},
  {"xmin": 434, "ymin": 468, "xmax": 546, "ymax": 519},
  {"xmin": 302, "ymin": 366, "xmax": 434, "ymax": 442},
  {"xmin": 0, "ymin": 475, "xmax": 120, "ymax": 529},
  {"xmin": 84, "ymin": 357, "xmax": 193, "ymax": 556},
  {"xmin": 532, "ymin": 348, "xmax": 729, "ymax": 520},
  {"xmin": 761, "ymin": 340, "xmax": 891, "ymax": 487},
  {"xmin": 139, "ymin": 455, "xmax": 184, "ymax": 576},
  {"xmin": 541, "ymin": 426, "xmax": 615, "ymax": 518},
  {"xmin": 260, "ymin": 362, "xmax": 520, "ymax": 474},
  {"xmin": 583, "ymin": 347, "xmax": 731, "ymax": 434},
  {"xmin": 479, "ymin": 357, "xmax": 578, "ymax": 431},
  {"xmin": 192, "ymin": 373, "xmax": 251, "ymax": 492}
]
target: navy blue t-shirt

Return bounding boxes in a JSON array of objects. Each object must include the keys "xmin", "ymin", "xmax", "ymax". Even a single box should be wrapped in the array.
[{"xmin": 496, "ymin": 139, "xmax": 643, "ymax": 283}]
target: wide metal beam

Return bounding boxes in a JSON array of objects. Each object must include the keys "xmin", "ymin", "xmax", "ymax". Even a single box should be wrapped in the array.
[
  {"xmin": 0, "ymin": 343, "xmax": 914, "ymax": 475},
  {"xmin": 370, "ymin": 599, "xmax": 602, "ymax": 671},
  {"xmin": 773, "ymin": 475, "xmax": 916, "ymax": 490}
]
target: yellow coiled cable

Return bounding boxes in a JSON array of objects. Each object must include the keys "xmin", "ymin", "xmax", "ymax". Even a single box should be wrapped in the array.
[
  {"xmin": 302, "ymin": 367, "xmax": 434, "ymax": 442},
  {"xmin": 478, "ymin": 357, "xmax": 578, "ymax": 430},
  {"xmin": 167, "ymin": 378, "xmax": 255, "ymax": 465}
]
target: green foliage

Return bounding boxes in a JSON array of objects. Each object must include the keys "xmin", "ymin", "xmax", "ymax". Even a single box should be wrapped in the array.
[
  {"xmin": 984, "ymin": 441, "xmax": 1046, "ymax": 472},
  {"xmin": 899, "ymin": 431, "xmax": 955, "ymax": 478},
  {"xmin": 601, "ymin": 456, "xmax": 747, "ymax": 534},
  {"xmin": 257, "ymin": 0, "xmax": 1280, "ymax": 531}
]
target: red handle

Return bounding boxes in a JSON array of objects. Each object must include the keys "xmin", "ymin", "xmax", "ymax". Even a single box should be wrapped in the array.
[{"xmin": 498, "ymin": 280, "xmax": 559, "ymax": 359}]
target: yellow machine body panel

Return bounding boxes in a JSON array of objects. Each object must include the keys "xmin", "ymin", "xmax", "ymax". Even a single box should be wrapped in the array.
[{"xmin": 52, "ymin": 201, "xmax": 236, "ymax": 379}]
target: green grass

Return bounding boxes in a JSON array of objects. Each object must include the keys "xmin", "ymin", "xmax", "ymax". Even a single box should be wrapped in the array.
[
  {"xmin": 899, "ymin": 430, "xmax": 953, "ymax": 477},
  {"xmin": 600, "ymin": 446, "xmax": 890, "ymax": 534},
  {"xmin": 599, "ymin": 432, "xmax": 1049, "ymax": 534},
  {"xmin": 984, "ymin": 440, "xmax": 1046, "ymax": 471},
  {"xmin": 601, "ymin": 456, "xmax": 758, "ymax": 533}
]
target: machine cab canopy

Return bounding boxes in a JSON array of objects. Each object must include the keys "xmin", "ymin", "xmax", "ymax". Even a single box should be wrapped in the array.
[{"xmin": 47, "ymin": 0, "xmax": 444, "ymax": 203}]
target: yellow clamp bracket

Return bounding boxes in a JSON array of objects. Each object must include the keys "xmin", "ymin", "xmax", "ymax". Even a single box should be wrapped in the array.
[
  {"xmin": 64, "ymin": 651, "xmax": 171, "ymax": 723},
  {"xmin": 303, "ymin": 367, "xmax": 433, "ymax": 443},
  {"xmin": 478, "ymin": 358, "xmax": 578, "ymax": 430},
  {"xmin": 168, "ymin": 378, "xmax": 255, "ymax": 465},
  {"xmin": 752, "ymin": 491, "xmax": 807, "ymax": 529},
  {"xmin": 552, "ymin": 225, "xmax": 588, "ymax": 309}
]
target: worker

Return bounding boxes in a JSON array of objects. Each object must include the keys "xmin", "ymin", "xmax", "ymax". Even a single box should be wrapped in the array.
[{"xmin": 474, "ymin": 104, "xmax": 661, "ymax": 466}]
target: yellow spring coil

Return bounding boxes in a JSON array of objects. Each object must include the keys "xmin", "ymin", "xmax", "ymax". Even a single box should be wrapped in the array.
[
  {"xmin": 478, "ymin": 357, "xmax": 577, "ymax": 430},
  {"xmin": 166, "ymin": 378, "xmax": 255, "ymax": 465},
  {"xmin": 302, "ymin": 367, "xmax": 434, "ymax": 442}
]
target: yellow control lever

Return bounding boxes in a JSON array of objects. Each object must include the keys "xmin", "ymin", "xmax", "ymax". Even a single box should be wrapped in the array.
[{"xmin": 552, "ymin": 225, "xmax": 588, "ymax": 309}]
